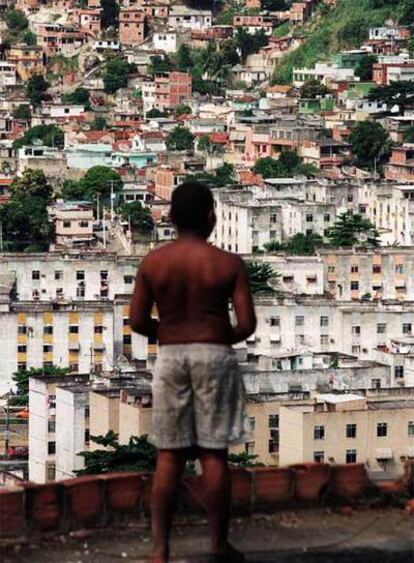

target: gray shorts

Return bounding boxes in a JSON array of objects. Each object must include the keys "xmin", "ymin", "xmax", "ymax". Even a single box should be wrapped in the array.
[{"xmin": 148, "ymin": 343, "xmax": 249, "ymax": 450}]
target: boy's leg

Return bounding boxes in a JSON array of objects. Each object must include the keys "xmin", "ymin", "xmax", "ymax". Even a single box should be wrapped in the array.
[
  {"xmin": 198, "ymin": 448, "xmax": 232, "ymax": 552},
  {"xmin": 151, "ymin": 448, "xmax": 187, "ymax": 562}
]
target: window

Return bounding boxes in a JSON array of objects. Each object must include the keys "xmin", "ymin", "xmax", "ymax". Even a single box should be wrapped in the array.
[
  {"xmin": 85, "ymin": 429, "xmax": 90, "ymax": 444},
  {"xmin": 306, "ymin": 213, "xmax": 313, "ymax": 222},
  {"xmin": 352, "ymin": 345, "xmax": 361, "ymax": 355},
  {"xmin": 373, "ymin": 265, "xmax": 381, "ymax": 274},
  {"xmin": 320, "ymin": 334, "xmax": 329, "ymax": 346},
  {"xmin": 100, "ymin": 270, "xmax": 108, "ymax": 280},
  {"xmin": 328, "ymin": 266, "xmax": 335, "ymax": 273},
  {"xmin": 377, "ymin": 323, "xmax": 386, "ymax": 334},
  {"xmin": 268, "ymin": 439, "xmax": 278, "ymax": 453},
  {"xmin": 32, "ymin": 270, "xmax": 40, "ymax": 280},
  {"xmin": 346, "ymin": 424, "xmax": 357, "ymax": 438},
  {"xmin": 403, "ymin": 323, "xmax": 412, "ymax": 335},
  {"xmin": 94, "ymin": 325, "xmax": 103, "ymax": 334},
  {"xmin": 76, "ymin": 270, "xmax": 85, "ymax": 281},
  {"xmin": 269, "ymin": 414, "xmax": 279, "ymax": 429},
  {"xmin": 46, "ymin": 462, "xmax": 55, "ymax": 481},
  {"xmin": 371, "ymin": 378, "xmax": 381, "ymax": 389},
  {"xmin": 44, "ymin": 326, "xmax": 53, "ymax": 335},
  {"xmin": 324, "ymin": 213, "xmax": 330, "ymax": 222},
  {"xmin": 314, "ymin": 425, "xmax": 325, "ymax": 440},
  {"xmin": 55, "ymin": 270, "xmax": 63, "ymax": 280},
  {"xmin": 123, "ymin": 334, "xmax": 132, "ymax": 345},
  {"xmin": 79, "ymin": 221, "xmax": 89, "ymax": 228},
  {"xmin": 124, "ymin": 275, "xmax": 134, "ymax": 284},
  {"xmin": 17, "ymin": 325, "xmax": 27, "ymax": 335},
  {"xmin": 320, "ymin": 316, "xmax": 329, "ymax": 327},
  {"xmin": 48, "ymin": 419, "xmax": 56, "ymax": 433},
  {"xmin": 43, "ymin": 345, "xmax": 53, "ymax": 353},
  {"xmin": 351, "ymin": 265, "xmax": 359, "ymax": 273},
  {"xmin": 270, "ymin": 213, "xmax": 277, "ymax": 223},
  {"xmin": 270, "ymin": 317, "xmax": 280, "ymax": 327},
  {"xmin": 377, "ymin": 422, "xmax": 387, "ymax": 437},
  {"xmin": 395, "ymin": 264, "xmax": 404, "ymax": 274},
  {"xmin": 248, "ymin": 417, "xmax": 255, "ymax": 431},
  {"xmin": 85, "ymin": 405, "xmax": 90, "ymax": 419},
  {"xmin": 350, "ymin": 281, "xmax": 359, "ymax": 290},
  {"xmin": 394, "ymin": 366, "xmax": 404, "ymax": 379},
  {"xmin": 408, "ymin": 421, "xmax": 414, "ymax": 436},
  {"xmin": 69, "ymin": 325, "xmax": 78, "ymax": 334},
  {"xmin": 48, "ymin": 441, "xmax": 56, "ymax": 455},
  {"xmin": 295, "ymin": 316, "xmax": 304, "ymax": 326},
  {"xmin": 245, "ymin": 442, "xmax": 255, "ymax": 455},
  {"xmin": 314, "ymin": 451, "xmax": 324, "ymax": 463},
  {"xmin": 76, "ymin": 286, "xmax": 85, "ymax": 298},
  {"xmin": 17, "ymin": 345, "xmax": 26, "ymax": 353},
  {"xmin": 352, "ymin": 325, "xmax": 361, "ymax": 335},
  {"xmin": 346, "ymin": 449, "xmax": 357, "ymax": 463},
  {"xmin": 63, "ymin": 221, "xmax": 71, "ymax": 228}
]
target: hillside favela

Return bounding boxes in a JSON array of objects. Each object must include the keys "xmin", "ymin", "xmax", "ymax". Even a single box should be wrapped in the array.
[{"xmin": 0, "ymin": 0, "xmax": 414, "ymax": 561}]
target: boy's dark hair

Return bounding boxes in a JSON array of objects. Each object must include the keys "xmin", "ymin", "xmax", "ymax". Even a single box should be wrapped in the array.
[{"xmin": 170, "ymin": 181, "xmax": 214, "ymax": 233}]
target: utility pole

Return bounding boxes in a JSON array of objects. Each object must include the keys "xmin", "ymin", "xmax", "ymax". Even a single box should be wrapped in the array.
[
  {"xmin": 4, "ymin": 393, "xmax": 10, "ymax": 457},
  {"xmin": 96, "ymin": 193, "xmax": 100, "ymax": 225},
  {"xmin": 109, "ymin": 181, "xmax": 115, "ymax": 223},
  {"xmin": 102, "ymin": 206, "xmax": 106, "ymax": 248},
  {"xmin": 0, "ymin": 221, "xmax": 3, "ymax": 253}
]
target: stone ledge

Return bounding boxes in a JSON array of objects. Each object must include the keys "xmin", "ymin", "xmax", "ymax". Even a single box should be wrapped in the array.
[{"xmin": 1, "ymin": 462, "xmax": 413, "ymax": 539}]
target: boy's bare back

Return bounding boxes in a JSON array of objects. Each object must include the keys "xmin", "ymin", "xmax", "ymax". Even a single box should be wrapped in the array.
[{"xmin": 130, "ymin": 236, "xmax": 256, "ymax": 346}]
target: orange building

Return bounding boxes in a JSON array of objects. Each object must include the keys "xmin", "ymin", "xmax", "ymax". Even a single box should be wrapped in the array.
[
  {"xmin": 119, "ymin": 7, "xmax": 146, "ymax": 46},
  {"xmin": 154, "ymin": 166, "xmax": 186, "ymax": 201},
  {"xmin": 7, "ymin": 45, "xmax": 44, "ymax": 81}
]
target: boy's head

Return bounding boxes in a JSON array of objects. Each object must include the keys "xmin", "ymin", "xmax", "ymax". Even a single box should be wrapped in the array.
[{"xmin": 170, "ymin": 181, "xmax": 216, "ymax": 238}]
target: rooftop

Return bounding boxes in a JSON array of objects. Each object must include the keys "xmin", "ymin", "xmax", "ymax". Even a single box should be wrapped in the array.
[{"xmin": 1, "ymin": 463, "xmax": 413, "ymax": 562}]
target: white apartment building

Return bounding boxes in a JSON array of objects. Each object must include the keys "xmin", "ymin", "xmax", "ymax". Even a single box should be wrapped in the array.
[
  {"xmin": 279, "ymin": 393, "xmax": 414, "ymax": 473},
  {"xmin": 212, "ymin": 188, "xmax": 336, "ymax": 253},
  {"xmin": 292, "ymin": 62, "xmax": 357, "ymax": 87},
  {"xmin": 318, "ymin": 247, "xmax": 414, "ymax": 302},
  {"xmin": 167, "ymin": 6, "xmax": 212, "ymax": 30},
  {"xmin": 0, "ymin": 62, "xmax": 17, "ymax": 87},
  {"xmin": 28, "ymin": 373, "xmax": 89, "ymax": 483},
  {"xmin": 152, "ymin": 30, "xmax": 187, "ymax": 53}
]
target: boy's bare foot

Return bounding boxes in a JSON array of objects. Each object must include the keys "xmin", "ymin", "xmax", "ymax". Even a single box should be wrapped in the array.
[{"xmin": 212, "ymin": 541, "xmax": 245, "ymax": 562}]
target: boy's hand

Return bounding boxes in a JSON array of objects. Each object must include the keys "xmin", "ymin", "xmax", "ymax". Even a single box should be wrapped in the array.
[
  {"xmin": 130, "ymin": 261, "xmax": 159, "ymax": 339},
  {"xmin": 230, "ymin": 259, "xmax": 257, "ymax": 344}
]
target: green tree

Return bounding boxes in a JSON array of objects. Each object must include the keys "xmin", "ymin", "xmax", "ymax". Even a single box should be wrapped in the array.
[
  {"xmin": 12, "ymin": 105, "xmax": 31, "ymax": 121},
  {"xmin": 175, "ymin": 104, "xmax": 192, "ymax": 116},
  {"xmin": 103, "ymin": 59, "xmax": 134, "ymax": 94},
  {"xmin": 11, "ymin": 169, "xmax": 53, "ymax": 201},
  {"xmin": 299, "ymin": 79, "xmax": 331, "ymax": 99},
  {"xmin": 76, "ymin": 432, "xmax": 157, "ymax": 475},
  {"xmin": 284, "ymin": 232, "xmax": 324, "ymax": 255},
  {"xmin": 0, "ymin": 189, "xmax": 54, "ymax": 252},
  {"xmin": 90, "ymin": 115, "xmax": 107, "ymax": 130},
  {"xmin": 354, "ymin": 54, "xmax": 377, "ymax": 81},
  {"xmin": 117, "ymin": 201, "xmax": 154, "ymax": 233},
  {"xmin": 246, "ymin": 262, "xmax": 277, "ymax": 293},
  {"xmin": 175, "ymin": 44, "xmax": 193, "ymax": 72},
  {"xmin": 61, "ymin": 179, "xmax": 85, "ymax": 201},
  {"xmin": 261, "ymin": 0, "xmax": 289, "ymax": 9},
  {"xmin": 349, "ymin": 120, "xmax": 389, "ymax": 169},
  {"xmin": 27, "ymin": 74, "xmax": 49, "ymax": 106},
  {"xmin": 404, "ymin": 125, "xmax": 414, "ymax": 143},
  {"xmin": 148, "ymin": 55, "xmax": 173, "ymax": 78},
  {"xmin": 63, "ymin": 87, "xmax": 90, "ymax": 108},
  {"xmin": 13, "ymin": 124, "xmax": 64, "ymax": 150},
  {"xmin": 253, "ymin": 156, "xmax": 284, "ymax": 178},
  {"xmin": 368, "ymin": 81, "xmax": 414, "ymax": 115},
  {"xmin": 21, "ymin": 30, "xmax": 37, "ymax": 46},
  {"xmin": 235, "ymin": 28, "xmax": 269, "ymax": 62},
  {"xmin": 11, "ymin": 366, "xmax": 70, "ymax": 406},
  {"xmin": 228, "ymin": 452, "xmax": 264, "ymax": 468},
  {"xmin": 146, "ymin": 108, "xmax": 167, "ymax": 118},
  {"xmin": 5, "ymin": 9, "xmax": 28, "ymax": 31},
  {"xmin": 215, "ymin": 162, "xmax": 235, "ymax": 186},
  {"xmin": 79, "ymin": 166, "xmax": 123, "ymax": 201},
  {"xmin": 101, "ymin": 0, "xmax": 119, "ymax": 28},
  {"xmin": 166, "ymin": 126, "xmax": 195, "ymax": 152},
  {"xmin": 326, "ymin": 212, "xmax": 380, "ymax": 247}
]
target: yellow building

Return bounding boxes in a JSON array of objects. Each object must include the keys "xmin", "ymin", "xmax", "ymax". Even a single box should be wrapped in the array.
[{"xmin": 7, "ymin": 44, "xmax": 44, "ymax": 81}]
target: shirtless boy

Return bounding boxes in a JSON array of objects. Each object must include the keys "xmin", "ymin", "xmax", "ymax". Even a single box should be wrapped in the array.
[{"xmin": 130, "ymin": 181, "xmax": 257, "ymax": 563}]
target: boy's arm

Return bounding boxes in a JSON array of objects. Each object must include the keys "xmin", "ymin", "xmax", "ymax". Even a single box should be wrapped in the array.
[
  {"xmin": 129, "ymin": 261, "xmax": 159, "ymax": 339},
  {"xmin": 230, "ymin": 258, "xmax": 257, "ymax": 344}
]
